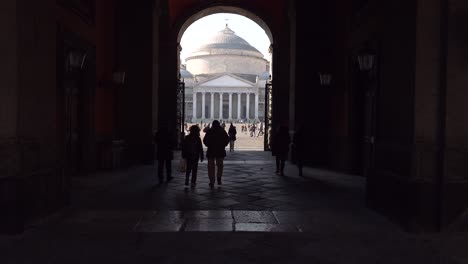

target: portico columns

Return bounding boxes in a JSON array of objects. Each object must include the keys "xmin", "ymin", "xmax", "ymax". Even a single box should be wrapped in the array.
[
  {"xmin": 228, "ymin": 93, "xmax": 233, "ymax": 120},
  {"xmin": 210, "ymin": 92, "xmax": 214, "ymax": 119},
  {"xmin": 219, "ymin": 93, "xmax": 223, "ymax": 119},
  {"xmin": 255, "ymin": 93, "xmax": 259, "ymax": 120},
  {"xmin": 193, "ymin": 92, "xmax": 197, "ymax": 121},
  {"xmin": 201, "ymin": 92, "xmax": 206, "ymax": 120},
  {"xmin": 237, "ymin": 93, "xmax": 241, "ymax": 120},
  {"xmin": 246, "ymin": 93, "xmax": 250, "ymax": 120}
]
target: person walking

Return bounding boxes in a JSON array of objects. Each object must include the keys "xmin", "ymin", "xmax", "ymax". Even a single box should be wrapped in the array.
[
  {"xmin": 203, "ymin": 120, "xmax": 230, "ymax": 188},
  {"xmin": 292, "ymin": 126, "xmax": 305, "ymax": 176},
  {"xmin": 182, "ymin": 125, "xmax": 204, "ymax": 187},
  {"xmin": 228, "ymin": 123, "xmax": 237, "ymax": 151},
  {"xmin": 154, "ymin": 125, "xmax": 175, "ymax": 185},
  {"xmin": 271, "ymin": 125, "xmax": 290, "ymax": 176}
]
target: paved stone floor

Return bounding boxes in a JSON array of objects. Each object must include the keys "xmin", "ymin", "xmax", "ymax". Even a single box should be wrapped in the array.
[{"xmin": 1, "ymin": 151, "xmax": 467, "ymax": 263}]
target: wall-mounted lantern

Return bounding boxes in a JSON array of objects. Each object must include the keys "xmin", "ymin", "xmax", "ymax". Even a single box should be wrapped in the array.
[
  {"xmin": 112, "ymin": 71, "xmax": 126, "ymax": 85},
  {"xmin": 357, "ymin": 52, "xmax": 376, "ymax": 72},
  {"xmin": 67, "ymin": 50, "xmax": 87, "ymax": 70},
  {"xmin": 319, "ymin": 72, "xmax": 332, "ymax": 87}
]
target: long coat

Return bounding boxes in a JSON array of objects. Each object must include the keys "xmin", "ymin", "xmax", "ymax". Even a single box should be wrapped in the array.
[
  {"xmin": 271, "ymin": 128, "xmax": 290, "ymax": 159},
  {"xmin": 203, "ymin": 126, "xmax": 230, "ymax": 158},
  {"xmin": 154, "ymin": 129, "xmax": 174, "ymax": 160}
]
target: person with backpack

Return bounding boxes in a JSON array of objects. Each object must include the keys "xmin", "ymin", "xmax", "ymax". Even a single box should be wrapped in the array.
[
  {"xmin": 182, "ymin": 125, "xmax": 204, "ymax": 187},
  {"xmin": 203, "ymin": 120, "xmax": 230, "ymax": 188}
]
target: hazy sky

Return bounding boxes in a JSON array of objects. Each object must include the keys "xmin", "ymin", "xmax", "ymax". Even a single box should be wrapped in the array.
[{"xmin": 180, "ymin": 13, "xmax": 271, "ymax": 64}]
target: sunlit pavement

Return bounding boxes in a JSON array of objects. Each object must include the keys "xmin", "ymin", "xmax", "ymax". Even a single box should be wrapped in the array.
[{"xmin": 1, "ymin": 151, "xmax": 467, "ymax": 263}]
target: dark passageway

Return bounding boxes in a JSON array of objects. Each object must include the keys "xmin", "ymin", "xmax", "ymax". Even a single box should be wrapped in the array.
[
  {"xmin": 2, "ymin": 0, "xmax": 468, "ymax": 263},
  {"xmin": 1, "ymin": 151, "xmax": 467, "ymax": 263}
]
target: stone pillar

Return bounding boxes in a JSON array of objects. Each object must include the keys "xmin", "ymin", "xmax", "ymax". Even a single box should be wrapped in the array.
[
  {"xmin": 219, "ymin": 93, "xmax": 223, "ymax": 119},
  {"xmin": 229, "ymin": 93, "xmax": 233, "ymax": 120},
  {"xmin": 237, "ymin": 93, "xmax": 242, "ymax": 120},
  {"xmin": 193, "ymin": 92, "xmax": 197, "ymax": 121},
  {"xmin": 246, "ymin": 93, "xmax": 250, "ymax": 120},
  {"xmin": 255, "ymin": 93, "xmax": 259, "ymax": 120},
  {"xmin": 201, "ymin": 92, "xmax": 206, "ymax": 120},
  {"xmin": 210, "ymin": 92, "xmax": 214, "ymax": 119}
]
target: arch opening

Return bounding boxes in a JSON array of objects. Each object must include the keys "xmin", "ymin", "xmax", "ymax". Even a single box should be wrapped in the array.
[{"xmin": 177, "ymin": 8, "xmax": 273, "ymax": 151}]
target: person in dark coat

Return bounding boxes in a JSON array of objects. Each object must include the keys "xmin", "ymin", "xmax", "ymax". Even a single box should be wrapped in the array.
[
  {"xmin": 182, "ymin": 125, "xmax": 204, "ymax": 187},
  {"xmin": 203, "ymin": 120, "xmax": 230, "ymax": 188},
  {"xmin": 154, "ymin": 125, "xmax": 174, "ymax": 184},
  {"xmin": 228, "ymin": 123, "xmax": 237, "ymax": 152},
  {"xmin": 292, "ymin": 126, "xmax": 305, "ymax": 176},
  {"xmin": 271, "ymin": 125, "xmax": 290, "ymax": 176}
]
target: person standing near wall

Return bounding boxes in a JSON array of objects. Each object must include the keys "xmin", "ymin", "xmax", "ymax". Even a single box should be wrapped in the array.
[
  {"xmin": 154, "ymin": 125, "xmax": 175, "ymax": 185},
  {"xmin": 271, "ymin": 125, "xmax": 290, "ymax": 176},
  {"xmin": 203, "ymin": 120, "xmax": 230, "ymax": 188}
]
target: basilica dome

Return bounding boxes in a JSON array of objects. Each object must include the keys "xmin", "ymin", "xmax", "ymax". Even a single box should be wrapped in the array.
[
  {"xmin": 185, "ymin": 25, "xmax": 268, "ymax": 76},
  {"xmin": 190, "ymin": 25, "xmax": 263, "ymax": 57}
]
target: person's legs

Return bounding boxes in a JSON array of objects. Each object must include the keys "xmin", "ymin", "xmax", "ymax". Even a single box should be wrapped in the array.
[
  {"xmin": 208, "ymin": 158, "xmax": 215, "ymax": 187},
  {"xmin": 158, "ymin": 159, "xmax": 165, "ymax": 183},
  {"xmin": 280, "ymin": 158, "xmax": 286, "ymax": 176},
  {"xmin": 297, "ymin": 158, "xmax": 303, "ymax": 176},
  {"xmin": 275, "ymin": 156, "xmax": 280, "ymax": 173},
  {"xmin": 185, "ymin": 159, "xmax": 193, "ymax": 185},
  {"xmin": 229, "ymin": 140, "xmax": 233, "ymax": 151},
  {"xmin": 216, "ymin": 158, "xmax": 224, "ymax": 184},
  {"xmin": 191, "ymin": 160, "xmax": 199, "ymax": 185},
  {"xmin": 165, "ymin": 159, "xmax": 173, "ymax": 182}
]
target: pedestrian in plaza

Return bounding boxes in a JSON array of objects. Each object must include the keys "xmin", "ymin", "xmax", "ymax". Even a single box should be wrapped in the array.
[
  {"xmin": 228, "ymin": 123, "xmax": 237, "ymax": 151},
  {"xmin": 292, "ymin": 125, "xmax": 305, "ymax": 176},
  {"xmin": 154, "ymin": 124, "xmax": 175, "ymax": 185},
  {"xmin": 203, "ymin": 120, "xmax": 230, "ymax": 188},
  {"xmin": 271, "ymin": 125, "xmax": 290, "ymax": 176},
  {"xmin": 182, "ymin": 125, "xmax": 204, "ymax": 187},
  {"xmin": 257, "ymin": 122, "xmax": 264, "ymax": 137}
]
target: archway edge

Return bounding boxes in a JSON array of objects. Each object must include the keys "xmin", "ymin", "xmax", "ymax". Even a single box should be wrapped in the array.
[{"xmin": 176, "ymin": 6, "xmax": 274, "ymax": 45}]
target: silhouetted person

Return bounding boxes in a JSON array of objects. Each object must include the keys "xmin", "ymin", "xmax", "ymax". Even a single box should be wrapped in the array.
[
  {"xmin": 272, "ymin": 125, "xmax": 290, "ymax": 176},
  {"xmin": 228, "ymin": 123, "xmax": 237, "ymax": 151},
  {"xmin": 182, "ymin": 125, "xmax": 204, "ymax": 187},
  {"xmin": 293, "ymin": 126, "xmax": 305, "ymax": 176},
  {"xmin": 154, "ymin": 125, "xmax": 174, "ymax": 185},
  {"xmin": 203, "ymin": 120, "xmax": 230, "ymax": 188}
]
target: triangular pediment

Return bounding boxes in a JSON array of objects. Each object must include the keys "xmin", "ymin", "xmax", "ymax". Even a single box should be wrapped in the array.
[{"xmin": 197, "ymin": 73, "xmax": 254, "ymax": 87}]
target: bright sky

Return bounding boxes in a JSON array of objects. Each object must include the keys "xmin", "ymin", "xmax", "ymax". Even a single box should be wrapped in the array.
[{"xmin": 180, "ymin": 13, "xmax": 271, "ymax": 64}]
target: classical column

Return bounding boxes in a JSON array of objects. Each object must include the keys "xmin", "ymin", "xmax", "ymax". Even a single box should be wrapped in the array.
[
  {"xmin": 201, "ymin": 92, "xmax": 206, "ymax": 120},
  {"xmin": 210, "ymin": 92, "xmax": 214, "ymax": 119},
  {"xmin": 228, "ymin": 93, "xmax": 233, "ymax": 120},
  {"xmin": 237, "ymin": 93, "xmax": 241, "ymax": 120},
  {"xmin": 246, "ymin": 93, "xmax": 250, "ymax": 120},
  {"xmin": 219, "ymin": 93, "xmax": 223, "ymax": 119},
  {"xmin": 193, "ymin": 92, "xmax": 197, "ymax": 121},
  {"xmin": 255, "ymin": 93, "xmax": 259, "ymax": 120}
]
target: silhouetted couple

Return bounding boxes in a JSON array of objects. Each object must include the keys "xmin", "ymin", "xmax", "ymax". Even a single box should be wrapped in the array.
[{"xmin": 182, "ymin": 120, "xmax": 229, "ymax": 188}]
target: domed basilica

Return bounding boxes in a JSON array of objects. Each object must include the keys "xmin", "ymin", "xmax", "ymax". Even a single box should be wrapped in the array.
[{"xmin": 181, "ymin": 25, "xmax": 270, "ymax": 122}]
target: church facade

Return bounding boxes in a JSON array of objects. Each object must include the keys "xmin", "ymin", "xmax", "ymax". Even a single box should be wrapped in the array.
[{"xmin": 181, "ymin": 25, "xmax": 270, "ymax": 122}]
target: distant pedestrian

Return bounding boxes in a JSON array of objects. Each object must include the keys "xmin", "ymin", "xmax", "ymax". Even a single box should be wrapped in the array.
[
  {"xmin": 271, "ymin": 125, "xmax": 290, "ymax": 176},
  {"xmin": 257, "ymin": 122, "xmax": 264, "ymax": 137},
  {"xmin": 154, "ymin": 125, "xmax": 175, "ymax": 185},
  {"xmin": 203, "ymin": 120, "xmax": 230, "ymax": 188},
  {"xmin": 228, "ymin": 123, "xmax": 237, "ymax": 151},
  {"xmin": 182, "ymin": 125, "xmax": 204, "ymax": 187}
]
